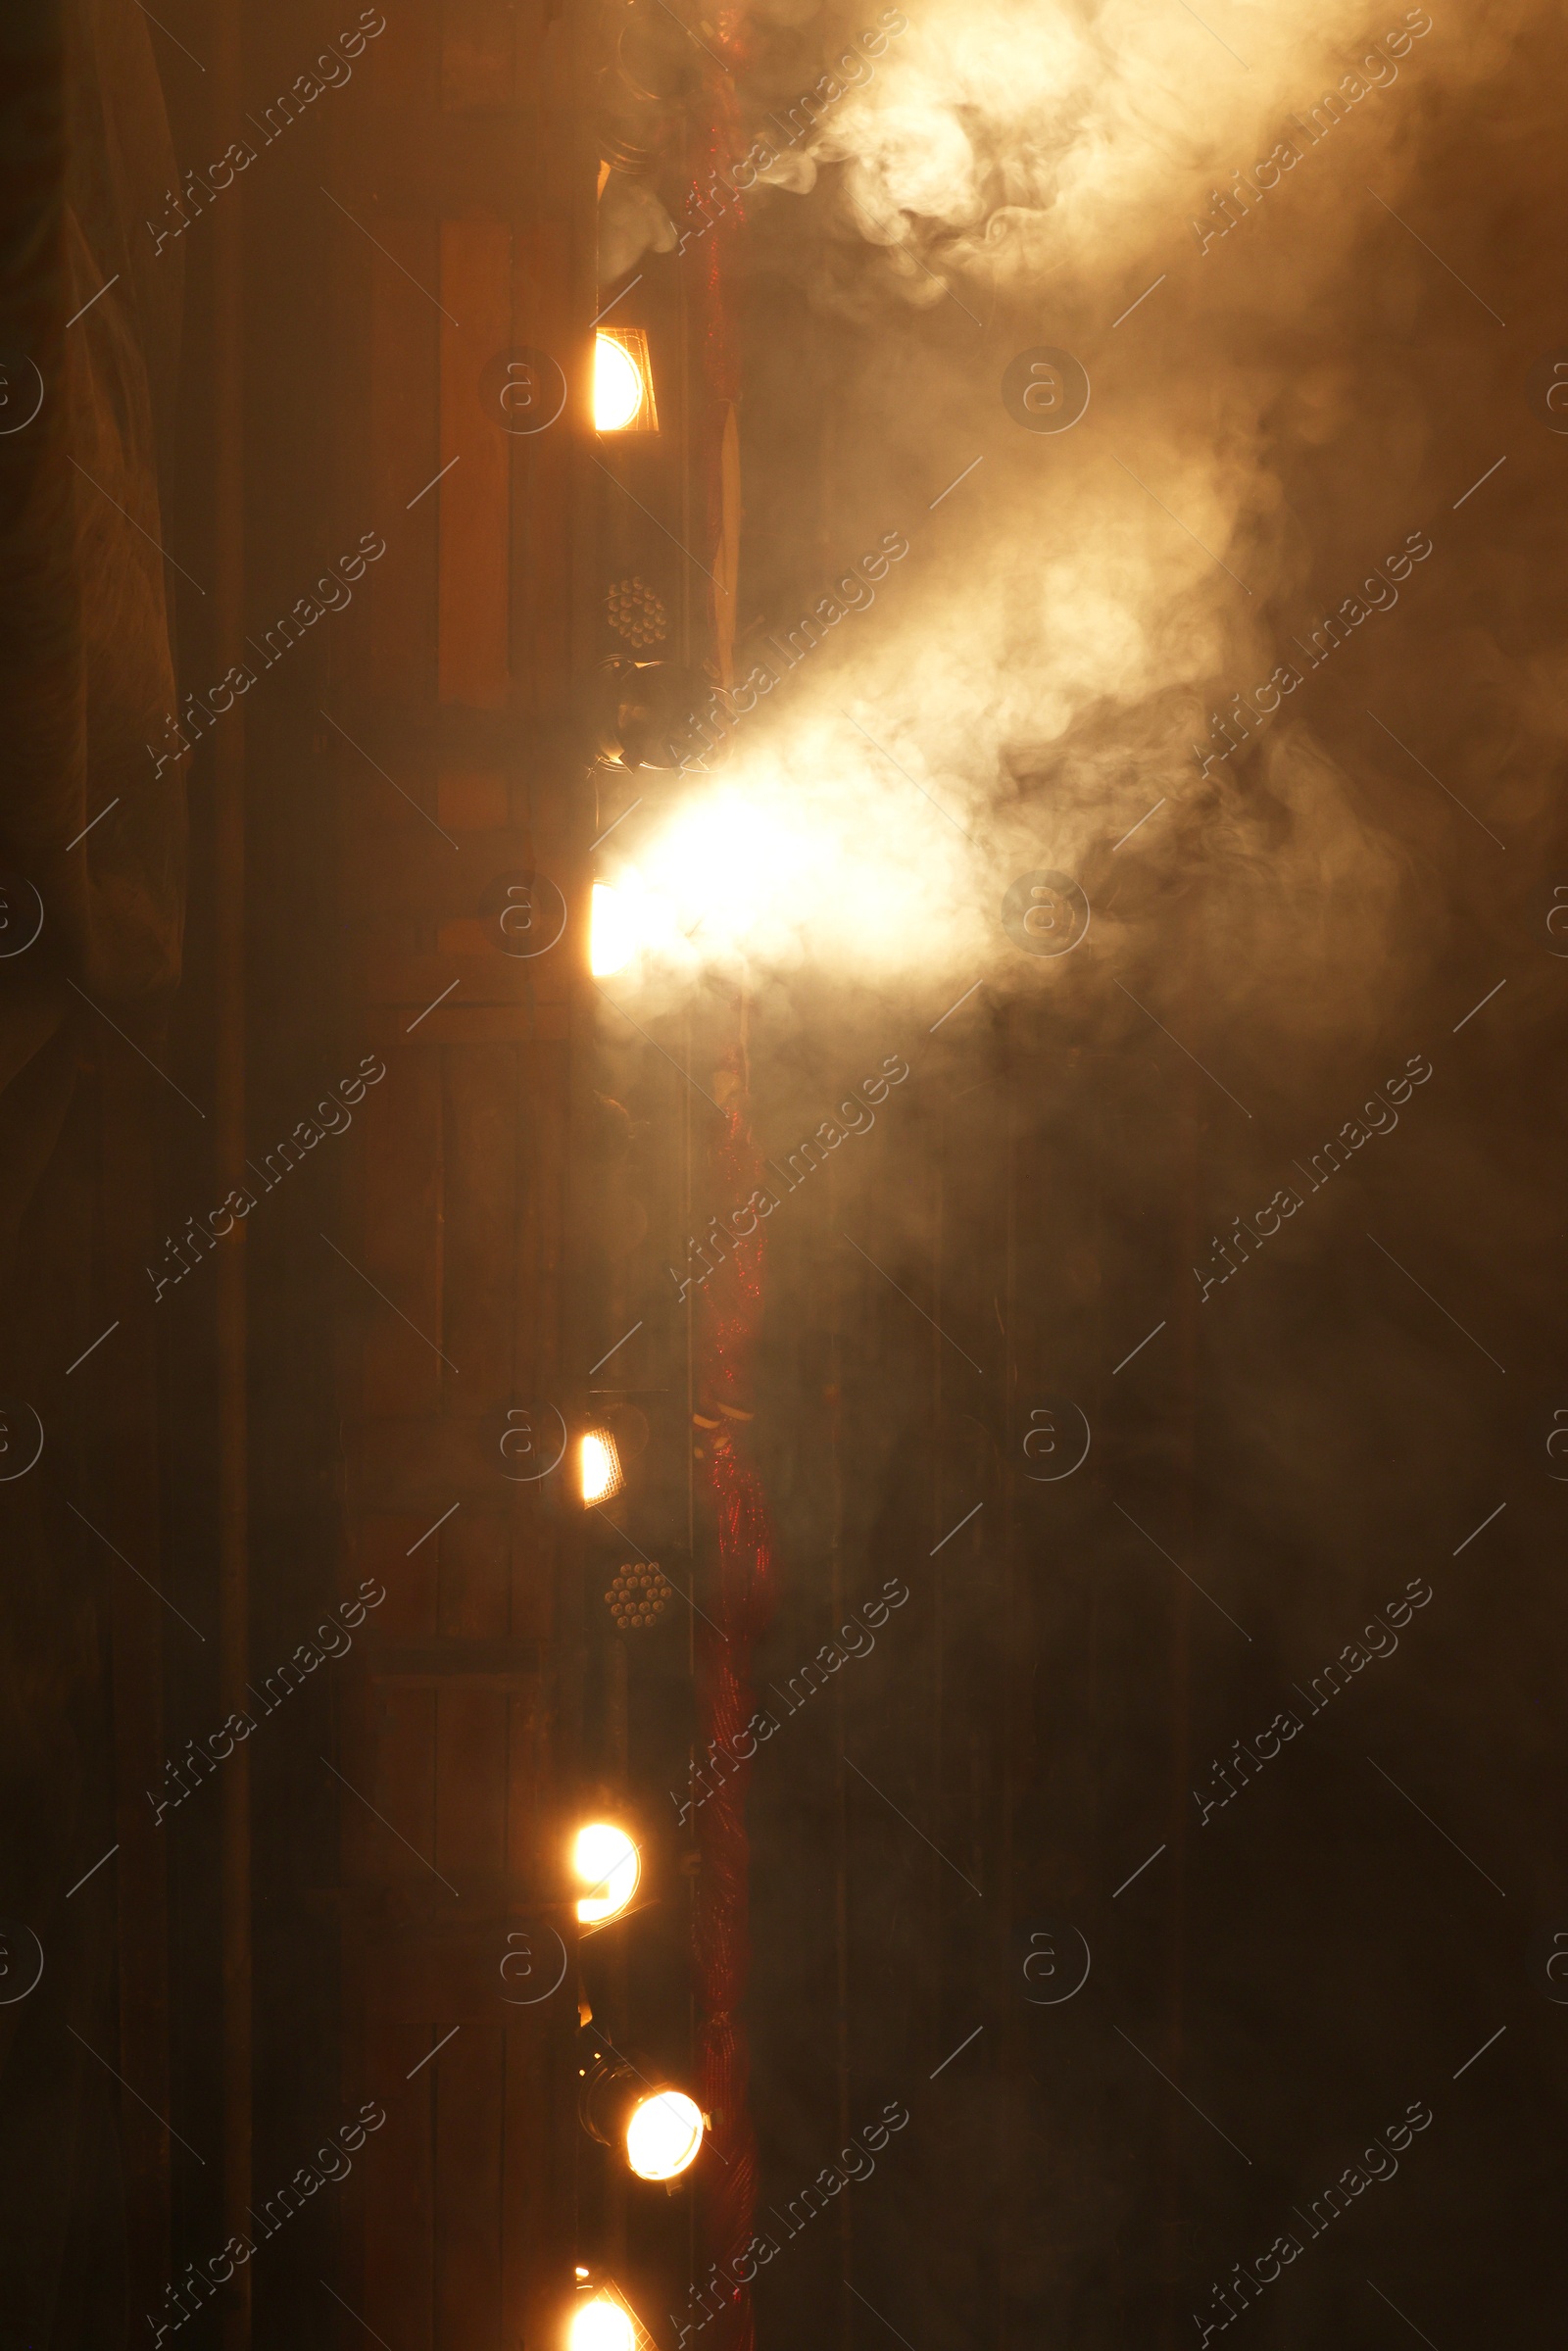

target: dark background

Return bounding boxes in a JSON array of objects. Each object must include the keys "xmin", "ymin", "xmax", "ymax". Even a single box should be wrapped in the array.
[{"xmin": 6, "ymin": 0, "xmax": 1567, "ymax": 2345}]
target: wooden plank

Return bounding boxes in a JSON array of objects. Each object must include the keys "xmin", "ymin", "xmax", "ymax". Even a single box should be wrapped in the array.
[
  {"xmin": 438, "ymin": 1509, "xmax": 512, "ymax": 1640},
  {"xmin": 442, "ymin": 0, "xmax": 517, "ymax": 107},
  {"xmin": 506, "ymin": 1683, "xmax": 549, "ymax": 1882},
  {"xmin": 419, "ymin": 1002, "xmax": 570, "ymax": 1044},
  {"xmin": 356, "ymin": 1514, "xmax": 442, "ymax": 1641},
  {"xmin": 370, "ymin": 1688, "xmax": 441, "ymax": 1892},
  {"xmin": 365, "ymin": 953, "xmax": 543, "ymax": 1004},
  {"xmin": 370, "ymin": 1644, "xmax": 539, "ymax": 1685},
  {"xmin": 509, "ymin": 1493, "xmax": 560, "ymax": 1645},
  {"xmin": 368, "ymin": 0, "xmax": 441, "ymax": 104},
  {"xmin": 339, "ymin": 0, "xmax": 595, "ymax": 2329},
  {"xmin": 437, "ymin": 768, "xmax": 510, "ymax": 828},
  {"xmin": 357, "ymin": 1036, "xmax": 445, "ymax": 1417},
  {"xmin": 502, "ymin": 2023, "xmax": 545, "ymax": 2347},
  {"xmin": 436, "ymin": 1689, "xmax": 512, "ymax": 1880},
  {"xmin": 348, "ymin": 1413, "xmax": 514, "ymax": 1505},
  {"xmin": 363, "ymin": 2019, "xmax": 436, "ymax": 2351},
  {"xmin": 438, "ymin": 221, "xmax": 513, "ymax": 709},
  {"xmin": 513, "ymin": 217, "xmax": 581, "ymax": 724},
  {"xmin": 434, "ymin": 2026, "xmax": 507, "ymax": 2344},
  {"xmin": 362, "ymin": 1924, "xmax": 565, "ymax": 2021},
  {"xmin": 367, "ymin": 218, "xmax": 440, "ymax": 703},
  {"xmin": 98, "ymin": 1053, "xmax": 171, "ymax": 2323},
  {"xmin": 339, "ymin": 108, "xmax": 544, "ymax": 218},
  {"xmin": 516, "ymin": 1032, "xmax": 572, "ymax": 1400},
  {"xmin": 442, "ymin": 1046, "xmax": 516, "ymax": 1396}
]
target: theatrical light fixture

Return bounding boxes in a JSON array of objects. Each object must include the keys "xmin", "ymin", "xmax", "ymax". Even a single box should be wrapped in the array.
[
  {"xmin": 596, "ymin": 657, "xmax": 712, "ymax": 770},
  {"xmin": 566, "ymin": 2289, "xmax": 638, "ymax": 2351},
  {"xmin": 573, "ymin": 1821, "xmax": 641, "ymax": 1926},
  {"xmin": 593, "ymin": 328, "xmax": 657, "ymax": 433},
  {"xmin": 590, "ymin": 880, "xmax": 636, "ymax": 976},
  {"xmin": 624, "ymin": 2088, "xmax": 705, "ymax": 2180},
  {"xmin": 578, "ymin": 1426, "xmax": 624, "ymax": 1504},
  {"xmin": 580, "ymin": 2050, "xmax": 707, "ymax": 2181},
  {"xmin": 588, "ymin": 871, "xmax": 683, "ymax": 976}
]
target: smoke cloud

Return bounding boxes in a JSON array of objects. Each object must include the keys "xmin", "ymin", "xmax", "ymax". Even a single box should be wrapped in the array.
[{"xmin": 607, "ymin": 0, "xmax": 1549, "ymax": 1070}]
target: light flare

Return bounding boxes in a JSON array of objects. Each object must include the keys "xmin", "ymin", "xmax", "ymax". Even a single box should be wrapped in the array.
[
  {"xmin": 578, "ymin": 1428, "xmax": 623, "ymax": 1504},
  {"xmin": 567, "ymin": 2293, "xmax": 637, "ymax": 2351},
  {"xmin": 594, "ymin": 330, "xmax": 655, "ymax": 432},
  {"xmin": 572, "ymin": 1822, "xmax": 641, "ymax": 1925},
  {"xmin": 596, "ymin": 758, "xmax": 983, "ymax": 982},
  {"xmin": 624, "ymin": 2088, "xmax": 705, "ymax": 2180}
]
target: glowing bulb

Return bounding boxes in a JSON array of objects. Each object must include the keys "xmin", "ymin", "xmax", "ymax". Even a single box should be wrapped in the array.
[
  {"xmin": 578, "ymin": 1429, "xmax": 623, "ymax": 1504},
  {"xmin": 567, "ymin": 2294, "xmax": 636, "ymax": 2351},
  {"xmin": 590, "ymin": 881, "xmax": 636, "ymax": 975},
  {"xmin": 589, "ymin": 872, "xmax": 679, "ymax": 975},
  {"xmin": 624, "ymin": 2089, "xmax": 704, "ymax": 2180},
  {"xmin": 635, "ymin": 787, "xmax": 817, "ymax": 960},
  {"xmin": 594, "ymin": 333, "xmax": 645, "ymax": 431},
  {"xmin": 574, "ymin": 1822, "xmax": 640, "ymax": 1926}
]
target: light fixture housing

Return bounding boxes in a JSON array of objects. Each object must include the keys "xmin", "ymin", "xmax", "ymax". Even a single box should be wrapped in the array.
[
  {"xmin": 572, "ymin": 1820, "xmax": 641, "ymax": 1927},
  {"xmin": 594, "ymin": 327, "xmax": 658, "ymax": 434},
  {"xmin": 580, "ymin": 2049, "xmax": 706, "ymax": 2181},
  {"xmin": 596, "ymin": 657, "xmax": 712, "ymax": 771}
]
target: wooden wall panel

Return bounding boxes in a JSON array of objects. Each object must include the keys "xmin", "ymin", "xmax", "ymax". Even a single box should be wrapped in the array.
[
  {"xmin": 333, "ymin": 0, "xmax": 594, "ymax": 2339},
  {"xmin": 438, "ymin": 222, "xmax": 514, "ymax": 710},
  {"xmin": 441, "ymin": 0, "xmax": 517, "ymax": 108},
  {"xmin": 358, "ymin": 1042, "xmax": 445, "ymax": 1421},
  {"xmin": 435, "ymin": 2029, "xmax": 508, "ymax": 2338},
  {"xmin": 366, "ymin": 1513, "xmax": 442, "ymax": 1638},
  {"xmin": 367, "ymin": 228, "xmax": 440, "ymax": 704},
  {"xmin": 439, "ymin": 1508, "xmax": 510, "ymax": 1639},
  {"xmin": 518, "ymin": 1046, "xmax": 570, "ymax": 1397},
  {"xmin": 513, "ymin": 221, "xmax": 583, "ymax": 716},
  {"xmin": 506, "ymin": 1687, "xmax": 546, "ymax": 1877},
  {"xmin": 511, "ymin": 1490, "xmax": 559, "ymax": 1645},
  {"xmin": 100, "ymin": 1054, "xmax": 172, "ymax": 2320},
  {"xmin": 365, "ymin": 2017, "xmax": 438, "ymax": 2351},
  {"xmin": 441, "ymin": 1045, "xmax": 517, "ymax": 1394},
  {"xmin": 439, "ymin": 768, "xmax": 510, "ymax": 829},
  {"xmin": 374, "ymin": 1686, "xmax": 442, "ymax": 1888},
  {"xmin": 436, "ymin": 1688, "xmax": 512, "ymax": 1877}
]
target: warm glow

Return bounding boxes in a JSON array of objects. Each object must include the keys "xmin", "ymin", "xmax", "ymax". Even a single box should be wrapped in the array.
[
  {"xmin": 624, "ymin": 2089, "xmax": 705, "ymax": 2180},
  {"xmin": 605, "ymin": 763, "xmax": 983, "ymax": 981},
  {"xmin": 590, "ymin": 881, "xmax": 637, "ymax": 976},
  {"xmin": 594, "ymin": 333, "xmax": 648, "ymax": 432},
  {"xmin": 645, "ymin": 790, "xmax": 813, "ymax": 949},
  {"xmin": 588, "ymin": 873, "xmax": 681, "ymax": 977},
  {"xmin": 578, "ymin": 1428, "xmax": 623, "ymax": 1504},
  {"xmin": 573, "ymin": 1822, "xmax": 640, "ymax": 1925},
  {"xmin": 567, "ymin": 2294, "xmax": 636, "ymax": 2351}
]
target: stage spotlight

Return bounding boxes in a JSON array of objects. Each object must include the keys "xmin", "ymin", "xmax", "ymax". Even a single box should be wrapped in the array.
[
  {"xmin": 624, "ymin": 2088, "xmax": 704, "ymax": 2180},
  {"xmin": 590, "ymin": 880, "xmax": 636, "ymax": 976},
  {"xmin": 580, "ymin": 2052, "xmax": 707, "ymax": 2180},
  {"xmin": 594, "ymin": 329, "xmax": 656, "ymax": 433},
  {"xmin": 566, "ymin": 2290, "xmax": 637, "ymax": 2351},
  {"xmin": 573, "ymin": 1821, "xmax": 641, "ymax": 1926},
  {"xmin": 578, "ymin": 1426, "xmax": 624, "ymax": 1504},
  {"xmin": 589, "ymin": 872, "xmax": 679, "ymax": 974}
]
